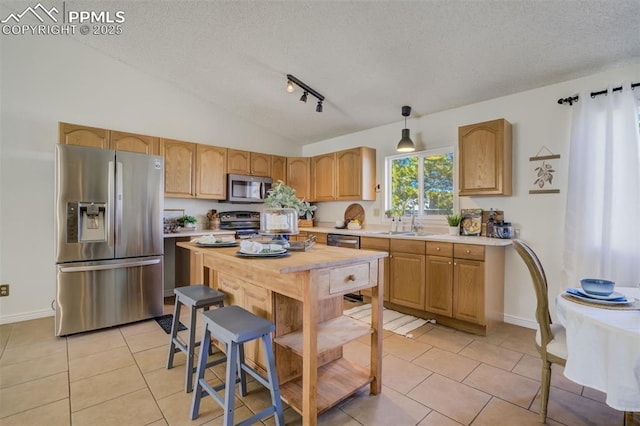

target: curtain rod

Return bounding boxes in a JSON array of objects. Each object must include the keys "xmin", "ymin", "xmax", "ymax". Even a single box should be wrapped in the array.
[{"xmin": 557, "ymin": 81, "xmax": 640, "ymax": 106}]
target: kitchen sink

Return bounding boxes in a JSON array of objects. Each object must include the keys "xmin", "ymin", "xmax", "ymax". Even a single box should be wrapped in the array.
[{"xmin": 365, "ymin": 231, "xmax": 429, "ymax": 236}]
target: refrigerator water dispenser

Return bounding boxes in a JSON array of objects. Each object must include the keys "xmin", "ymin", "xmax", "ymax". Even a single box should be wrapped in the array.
[{"xmin": 69, "ymin": 202, "xmax": 107, "ymax": 242}]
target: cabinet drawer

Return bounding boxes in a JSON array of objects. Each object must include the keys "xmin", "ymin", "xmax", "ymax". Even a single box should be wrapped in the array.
[
  {"xmin": 329, "ymin": 263, "xmax": 370, "ymax": 294},
  {"xmin": 426, "ymin": 242, "xmax": 453, "ymax": 257},
  {"xmin": 390, "ymin": 239, "xmax": 425, "ymax": 254},
  {"xmin": 361, "ymin": 237, "xmax": 390, "ymax": 251},
  {"xmin": 454, "ymin": 244, "xmax": 485, "ymax": 261}
]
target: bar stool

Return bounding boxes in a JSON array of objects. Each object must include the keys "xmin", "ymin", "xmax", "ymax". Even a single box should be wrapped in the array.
[
  {"xmin": 167, "ymin": 284, "xmax": 226, "ymax": 393},
  {"xmin": 190, "ymin": 305, "xmax": 284, "ymax": 426}
]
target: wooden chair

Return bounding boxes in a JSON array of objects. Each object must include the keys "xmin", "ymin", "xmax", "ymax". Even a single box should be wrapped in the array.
[{"xmin": 512, "ymin": 239, "xmax": 567, "ymax": 423}]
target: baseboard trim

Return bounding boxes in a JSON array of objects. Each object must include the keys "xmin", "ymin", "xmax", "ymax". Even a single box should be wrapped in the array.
[
  {"xmin": 503, "ymin": 314, "xmax": 537, "ymax": 330},
  {"xmin": 0, "ymin": 309, "xmax": 54, "ymax": 325}
]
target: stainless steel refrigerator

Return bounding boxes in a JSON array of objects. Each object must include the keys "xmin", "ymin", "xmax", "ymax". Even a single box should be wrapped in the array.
[{"xmin": 55, "ymin": 144, "xmax": 164, "ymax": 336}]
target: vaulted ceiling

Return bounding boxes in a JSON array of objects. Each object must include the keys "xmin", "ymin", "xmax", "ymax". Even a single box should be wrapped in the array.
[{"xmin": 70, "ymin": 0, "xmax": 640, "ymax": 145}]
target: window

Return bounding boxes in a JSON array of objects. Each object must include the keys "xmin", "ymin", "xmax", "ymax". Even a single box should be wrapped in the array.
[{"xmin": 385, "ymin": 147, "xmax": 456, "ymax": 221}]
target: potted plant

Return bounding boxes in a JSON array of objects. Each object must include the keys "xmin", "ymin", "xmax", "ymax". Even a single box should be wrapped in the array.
[
  {"xmin": 446, "ymin": 213, "xmax": 462, "ymax": 236},
  {"xmin": 177, "ymin": 214, "xmax": 197, "ymax": 229},
  {"xmin": 264, "ymin": 181, "xmax": 316, "ymax": 227}
]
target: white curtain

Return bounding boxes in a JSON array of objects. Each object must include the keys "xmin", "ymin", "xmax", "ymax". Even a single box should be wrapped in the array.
[{"xmin": 564, "ymin": 83, "xmax": 640, "ymax": 288}]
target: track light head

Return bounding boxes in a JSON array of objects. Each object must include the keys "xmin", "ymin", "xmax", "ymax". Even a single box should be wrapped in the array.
[
  {"xmin": 286, "ymin": 80, "xmax": 295, "ymax": 93},
  {"xmin": 316, "ymin": 101, "xmax": 323, "ymax": 113},
  {"xmin": 300, "ymin": 91, "xmax": 308, "ymax": 103},
  {"xmin": 286, "ymin": 74, "xmax": 325, "ymax": 112}
]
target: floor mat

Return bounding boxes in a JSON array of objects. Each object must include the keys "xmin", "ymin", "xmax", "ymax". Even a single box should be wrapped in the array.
[
  {"xmin": 343, "ymin": 304, "xmax": 431, "ymax": 337},
  {"xmin": 155, "ymin": 314, "xmax": 187, "ymax": 334}
]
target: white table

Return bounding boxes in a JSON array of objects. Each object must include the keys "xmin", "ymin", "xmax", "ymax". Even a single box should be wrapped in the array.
[{"xmin": 556, "ymin": 287, "xmax": 640, "ymax": 412}]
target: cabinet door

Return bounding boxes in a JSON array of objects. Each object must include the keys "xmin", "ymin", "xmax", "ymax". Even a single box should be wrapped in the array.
[
  {"xmin": 286, "ymin": 157, "xmax": 311, "ymax": 200},
  {"xmin": 160, "ymin": 139, "xmax": 195, "ymax": 198},
  {"xmin": 59, "ymin": 122, "xmax": 109, "ymax": 149},
  {"xmin": 311, "ymin": 153, "xmax": 336, "ymax": 201},
  {"xmin": 216, "ymin": 273, "xmax": 243, "ymax": 306},
  {"xmin": 360, "ymin": 237, "xmax": 390, "ymax": 302},
  {"xmin": 271, "ymin": 155, "xmax": 287, "ymax": 184},
  {"xmin": 425, "ymin": 255, "xmax": 453, "ymax": 317},
  {"xmin": 110, "ymin": 131, "xmax": 159, "ymax": 155},
  {"xmin": 453, "ymin": 259, "xmax": 485, "ymax": 324},
  {"xmin": 227, "ymin": 149, "xmax": 251, "ymax": 174},
  {"xmin": 243, "ymin": 283, "xmax": 272, "ymax": 370},
  {"xmin": 196, "ymin": 144, "xmax": 226, "ymax": 199},
  {"xmin": 389, "ymin": 252, "xmax": 425, "ymax": 310},
  {"xmin": 336, "ymin": 147, "xmax": 376, "ymax": 201},
  {"xmin": 250, "ymin": 153, "xmax": 271, "ymax": 177},
  {"xmin": 458, "ymin": 118, "xmax": 512, "ymax": 196}
]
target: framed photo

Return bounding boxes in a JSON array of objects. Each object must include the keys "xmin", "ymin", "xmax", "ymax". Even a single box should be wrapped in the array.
[
  {"xmin": 529, "ymin": 154, "xmax": 560, "ymax": 194},
  {"xmin": 460, "ymin": 208, "xmax": 482, "ymax": 236}
]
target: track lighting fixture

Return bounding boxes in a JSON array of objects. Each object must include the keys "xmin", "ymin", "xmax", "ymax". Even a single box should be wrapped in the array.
[
  {"xmin": 286, "ymin": 74, "xmax": 325, "ymax": 112},
  {"xmin": 396, "ymin": 105, "xmax": 415, "ymax": 152}
]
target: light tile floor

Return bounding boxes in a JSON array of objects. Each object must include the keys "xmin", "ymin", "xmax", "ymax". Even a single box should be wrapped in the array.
[{"xmin": 0, "ymin": 299, "xmax": 635, "ymax": 426}]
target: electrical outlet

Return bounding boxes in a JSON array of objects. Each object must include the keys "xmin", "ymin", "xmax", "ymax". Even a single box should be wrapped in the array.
[{"xmin": 0, "ymin": 284, "xmax": 9, "ymax": 297}]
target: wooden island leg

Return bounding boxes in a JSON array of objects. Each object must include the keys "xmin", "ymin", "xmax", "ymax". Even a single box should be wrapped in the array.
[
  {"xmin": 302, "ymin": 275, "xmax": 318, "ymax": 426},
  {"xmin": 370, "ymin": 258, "xmax": 384, "ymax": 394}
]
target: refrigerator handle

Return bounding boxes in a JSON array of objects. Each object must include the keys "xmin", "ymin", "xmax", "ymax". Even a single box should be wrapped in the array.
[
  {"xmin": 107, "ymin": 161, "xmax": 115, "ymax": 247},
  {"xmin": 59, "ymin": 258, "xmax": 161, "ymax": 273},
  {"xmin": 116, "ymin": 161, "xmax": 123, "ymax": 244},
  {"xmin": 260, "ymin": 181, "xmax": 266, "ymax": 199}
]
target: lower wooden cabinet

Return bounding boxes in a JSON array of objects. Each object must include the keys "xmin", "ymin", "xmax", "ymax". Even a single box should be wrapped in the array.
[
  {"xmin": 425, "ymin": 255, "xmax": 453, "ymax": 316},
  {"xmin": 453, "ymin": 258, "xmax": 485, "ymax": 324},
  {"xmin": 389, "ymin": 239, "xmax": 426, "ymax": 310}
]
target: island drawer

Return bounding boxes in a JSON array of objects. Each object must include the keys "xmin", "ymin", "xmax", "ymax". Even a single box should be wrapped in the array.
[{"xmin": 329, "ymin": 262, "xmax": 371, "ymax": 294}]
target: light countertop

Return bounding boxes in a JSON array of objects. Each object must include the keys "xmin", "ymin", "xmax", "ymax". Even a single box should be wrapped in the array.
[
  {"xmin": 163, "ymin": 229, "xmax": 235, "ymax": 239},
  {"xmin": 300, "ymin": 226, "xmax": 512, "ymax": 246}
]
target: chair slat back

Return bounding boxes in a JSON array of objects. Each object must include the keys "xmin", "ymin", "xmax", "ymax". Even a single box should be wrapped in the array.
[{"xmin": 512, "ymin": 239, "xmax": 554, "ymax": 350}]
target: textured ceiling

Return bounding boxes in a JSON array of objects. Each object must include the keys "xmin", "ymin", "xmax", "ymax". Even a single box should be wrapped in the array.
[{"xmin": 58, "ymin": 1, "xmax": 640, "ymax": 144}]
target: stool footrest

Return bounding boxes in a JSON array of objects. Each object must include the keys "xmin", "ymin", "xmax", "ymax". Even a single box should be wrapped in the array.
[{"xmin": 236, "ymin": 407, "xmax": 278, "ymax": 426}]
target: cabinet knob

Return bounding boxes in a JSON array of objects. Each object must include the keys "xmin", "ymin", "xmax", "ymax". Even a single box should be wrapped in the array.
[
  {"xmin": 347, "ymin": 274, "xmax": 356, "ymax": 281},
  {"xmin": 465, "ymin": 249, "xmax": 471, "ymax": 254},
  {"xmin": 436, "ymin": 247, "xmax": 440, "ymax": 251},
  {"xmin": 454, "ymin": 262, "xmax": 457, "ymax": 266},
  {"xmin": 448, "ymin": 261, "xmax": 452, "ymax": 265}
]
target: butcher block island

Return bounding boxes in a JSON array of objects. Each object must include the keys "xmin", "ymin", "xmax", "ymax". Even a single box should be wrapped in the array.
[{"xmin": 176, "ymin": 241, "xmax": 387, "ymax": 426}]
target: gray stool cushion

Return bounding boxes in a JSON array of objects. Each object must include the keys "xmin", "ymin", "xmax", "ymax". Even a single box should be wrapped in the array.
[
  {"xmin": 174, "ymin": 284, "xmax": 224, "ymax": 308},
  {"xmin": 202, "ymin": 305, "xmax": 275, "ymax": 344}
]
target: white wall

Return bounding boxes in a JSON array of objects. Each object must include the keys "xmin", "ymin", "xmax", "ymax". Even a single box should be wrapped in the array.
[
  {"xmin": 0, "ymin": 35, "xmax": 294, "ymax": 323},
  {"xmin": 303, "ymin": 62, "xmax": 640, "ymax": 327}
]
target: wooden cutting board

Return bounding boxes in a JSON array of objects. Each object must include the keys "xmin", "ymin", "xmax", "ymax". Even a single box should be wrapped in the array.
[{"xmin": 344, "ymin": 203, "xmax": 365, "ymax": 225}]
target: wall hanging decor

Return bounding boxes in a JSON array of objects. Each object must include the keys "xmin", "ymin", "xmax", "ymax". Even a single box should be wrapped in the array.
[{"xmin": 529, "ymin": 146, "xmax": 560, "ymax": 194}]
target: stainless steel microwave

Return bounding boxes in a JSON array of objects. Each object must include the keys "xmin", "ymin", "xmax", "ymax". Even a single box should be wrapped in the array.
[{"xmin": 226, "ymin": 174, "xmax": 272, "ymax": 203}]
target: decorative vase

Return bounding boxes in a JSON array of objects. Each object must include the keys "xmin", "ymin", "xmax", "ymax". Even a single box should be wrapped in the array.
[{"xmin": 448, "ymin": 226, "xmax": 459, "ymax": 236}]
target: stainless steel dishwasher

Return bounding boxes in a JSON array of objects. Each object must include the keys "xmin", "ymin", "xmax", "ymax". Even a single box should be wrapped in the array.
[{"xmin": 327, "ymin": 233, "xmax": 362, "ymax": 300}]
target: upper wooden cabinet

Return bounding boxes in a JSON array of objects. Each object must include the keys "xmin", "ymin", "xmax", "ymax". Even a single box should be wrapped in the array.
[
  {"xmin": 195, "ymin": 144, "xmax": 227, "ymax": 200},
  {"xmin": 59, "ymin": 122, "xmax": 109, "ymax": 149},
  {"xmin": 160, "ymin": 139, "xmax": 196, "ymax": 198},
  {"xmin": 271, "ymin": 155, "xmax": 287, "ymax": 184},
  {"xmin": 310, "ymin": 147, "xmax": 376, "ymax": 202},
  {"xmin": 110, "ymin": 131, "xmax": 159, "ymax": 155},
  {"xmin": 311, "ymin": 153, "xmax": 336, "ymax": 201},
  {"xmin": 458, "ymin": 118, "xmax": 512, "ymax": 196},
  {"xmin": 286, "ymin": 157, "xmax": 311, "ymax": 201},
  {"xmin": 336, "ymin": 147, "xmax": 376, "ymax": 201},
  {"xmin": 227, "ymin": 149, "xmax": 271, "ymax": 177}
]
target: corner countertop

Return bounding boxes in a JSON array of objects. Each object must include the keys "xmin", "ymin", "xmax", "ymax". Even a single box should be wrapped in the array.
[
  {"xmin": 164, "ymin": 230, "xmax": 235, "ymax": 239},
  {"xmin": 299, "ymin": 226, "xmax": 512, "ymax": 247}
]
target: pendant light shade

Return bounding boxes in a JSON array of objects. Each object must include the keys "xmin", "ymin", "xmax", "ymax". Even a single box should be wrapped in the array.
[{"xmin": 397, "ymin": 105, "xmax": 415, "ymax": 152}]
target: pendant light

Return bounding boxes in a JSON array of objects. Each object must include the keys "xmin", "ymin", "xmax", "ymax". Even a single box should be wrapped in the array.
[{"xmin": 397, "ymin": 105, "xmax": 415, "ymax": 152}]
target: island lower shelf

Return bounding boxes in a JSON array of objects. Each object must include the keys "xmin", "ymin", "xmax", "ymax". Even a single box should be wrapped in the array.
[
  {"xmin": 273, "ymin": 315, "xmax": 372, "ymax": 356},
  {"xmin": 279, "ymin": 357, "xmax": 372, "ymax": 415}
]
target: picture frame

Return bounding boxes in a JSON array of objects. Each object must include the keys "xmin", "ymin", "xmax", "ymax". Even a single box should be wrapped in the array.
[
  {"xmin": 529, "ymin": 149, "xmax": 560, "ymax": 194},
  {"xmin": 460, "ymin": 208, "xmax": 482, "ymax": 236}
]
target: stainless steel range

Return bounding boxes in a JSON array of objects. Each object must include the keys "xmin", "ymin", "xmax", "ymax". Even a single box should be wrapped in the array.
[{"xmin": 219, "ymin": 210, "xmax": 261, "ymax": 238}]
